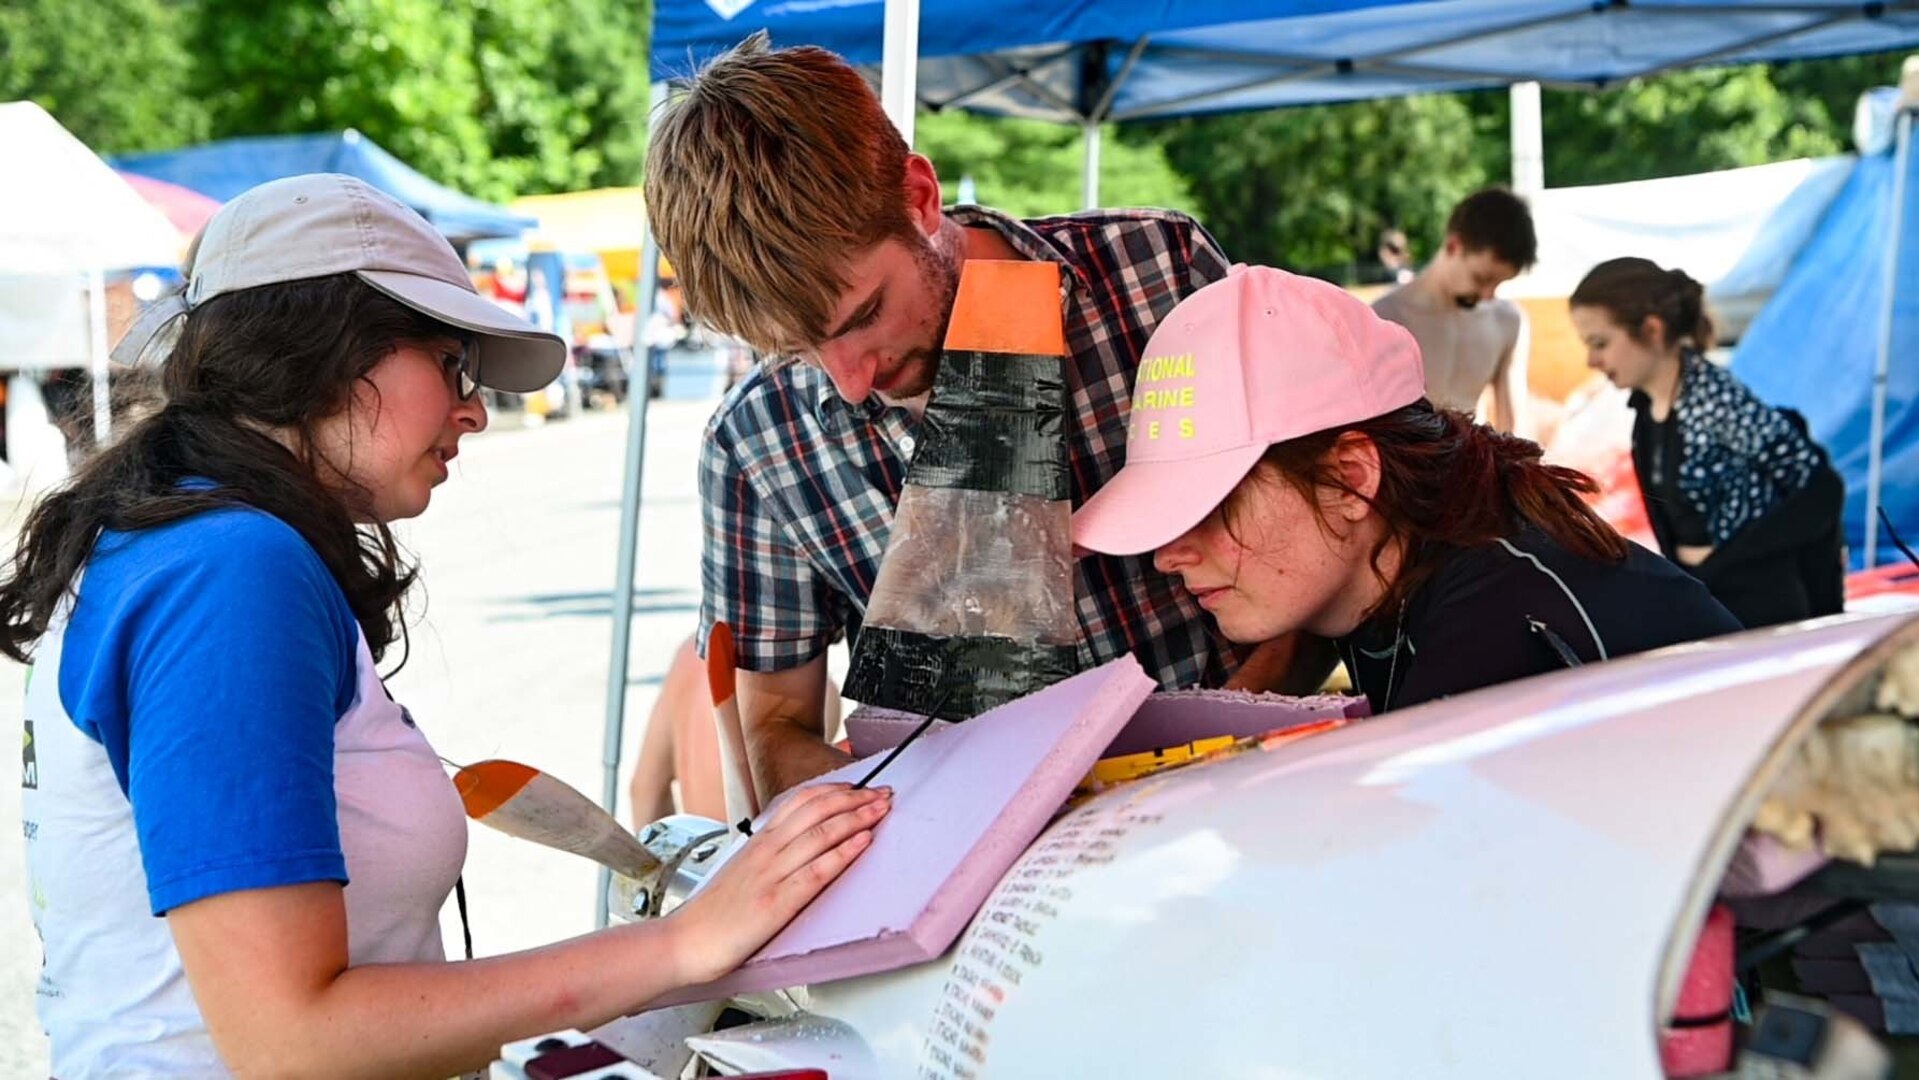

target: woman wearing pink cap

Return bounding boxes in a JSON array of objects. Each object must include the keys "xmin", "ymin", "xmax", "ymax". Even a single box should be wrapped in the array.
[{"xmin": 1074, "ymin": 265, "xmax": 1740, "ymax": 713}]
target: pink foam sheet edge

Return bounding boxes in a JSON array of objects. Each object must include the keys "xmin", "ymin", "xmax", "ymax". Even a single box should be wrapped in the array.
[
  {"xmin": 651, "ymin": 655, "xmax": 1157, "ymax": 1007},
  {"xmin": 847, "ymin": 687, "xmax": 1367, "ymax": 760},
  {"xmin": 1104, "ymin": 688, "xmax": 1368, "ymax": 757}
]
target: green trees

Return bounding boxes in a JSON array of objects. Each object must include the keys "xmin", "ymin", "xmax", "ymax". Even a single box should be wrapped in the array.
[
  {"xmin": 1126, "ymin": 55, "xmax": 1904, "ymax": 274},
  {"xmin": 0, "ymin": 0, "xmax": 208, "ymax": 153},
  {"xmin": 1137, "ymin": 95, "xmax": 1492, "ymax": 274},
  {"xmin": 189, "ymin": 0, "xmax": 650, "ymax": 200},
  {"xmin": 4, "ymin": 0, "xmax": 650, "ymax": 199},
  {"xmin": 1535, "ymin": 67, "xmax": 1844, "ymax": 188},
  {"xmin": 915, "ymin": 112, "xmax": 1191, "ymax": 219}
]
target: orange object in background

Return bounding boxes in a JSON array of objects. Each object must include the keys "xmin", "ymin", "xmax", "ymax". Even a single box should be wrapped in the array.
[
  {"xmin": 1512, "ymin": 296, "xmax": 1597, "ymax": 404},
  {"xmin": 1587, "ymin": 451, "xmax": 1657, "ymax": 552},
  {"xmin": 1848, "ymin": 563, "xmax": 1919, "ymax": 604}
]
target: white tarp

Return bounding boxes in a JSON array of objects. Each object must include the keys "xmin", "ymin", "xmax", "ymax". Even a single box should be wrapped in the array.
[
  {"xmin": 0, "ymin": 100, "xmax": 181, "ymax": 465},
  {"xmin": 0, "ymin": 273, "xmax": 89, "ymax": 370},
  {"xmin": 0, "ymin": 101, "xmax": 183, "ymax": 275},
  {"xmin": 1509, "ymin": 155, "xmax": 1857, "ymax": 341},
  {"xmin": 0, "ymin": 100, "xmax": 180, "ymax": 376}
]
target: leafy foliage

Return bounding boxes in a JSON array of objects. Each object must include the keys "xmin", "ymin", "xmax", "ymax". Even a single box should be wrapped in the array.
[
  {"xmin": 189, "ymin": 0, "xmax": 493, "ymax": 193},
  {"xmin": 186, "ymin": 0, "xmax": 650, "ymax": 200},
  {"xmin": 916, "ymin": 111, "xmax": 1193, "ymax": 219},
  {"xmin": 0, "ymin": 0, "xmax": 208, "ymax": 153},
  {"xmin": 1135, "ymin": 94, "xmax": 1491, "ymax": 275},
  {"xmin": 1536, "ymin": 66, "xmax": 1843, "ymax": 188}
]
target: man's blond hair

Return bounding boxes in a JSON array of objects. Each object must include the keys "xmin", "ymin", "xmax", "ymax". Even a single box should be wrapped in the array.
[{"xmin": 645, "ymin": 33, "xmax": 915, "ymax": 355}]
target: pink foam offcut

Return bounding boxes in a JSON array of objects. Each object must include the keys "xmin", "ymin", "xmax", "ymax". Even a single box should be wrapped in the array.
[
  {"xmin": 846, "ymin": 688, "xmax": 1366, "ymax": 761},
  {"xmin": 1661, "ymin": 904, "xmax": 1736, "ymax": 1077},
  {"xmin": 652, "ymin": 655, "xmax": 1156, "ymax": 1007},
  {"xmin": 1103, "ymin": 689, "xmax": 1367, "ymax": 757}
]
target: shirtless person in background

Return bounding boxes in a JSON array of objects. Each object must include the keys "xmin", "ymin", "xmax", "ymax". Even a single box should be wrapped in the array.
[{"xmin": 1374, "ymin": 188, "xmax": 1536, "ymax": 435}]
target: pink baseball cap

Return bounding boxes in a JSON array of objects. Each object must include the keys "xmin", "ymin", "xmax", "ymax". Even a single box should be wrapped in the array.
[{"xmin": 1072, "ymin": 265, "xmax": 1426, "ymax": 557}]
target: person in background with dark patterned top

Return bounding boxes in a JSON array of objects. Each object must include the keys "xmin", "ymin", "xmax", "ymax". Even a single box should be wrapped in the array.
[
  {"xmin": 644, "ymin": 34, "xmax": 1323, "ymax": 801},
  {"xmin": 1570, "ymin": 257, "xmax": 1845, "ymax": 628}
]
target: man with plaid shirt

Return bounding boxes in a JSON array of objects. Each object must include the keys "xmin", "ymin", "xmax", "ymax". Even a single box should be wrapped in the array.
[{"xmin": 647, "ymin": 35, "xmax": 1312, "ymax": 797}]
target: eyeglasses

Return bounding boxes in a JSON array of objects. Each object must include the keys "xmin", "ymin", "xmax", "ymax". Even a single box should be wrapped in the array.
[{"xmin": 442, "ymin": 346, "xmax": 481, "ymax": 401}]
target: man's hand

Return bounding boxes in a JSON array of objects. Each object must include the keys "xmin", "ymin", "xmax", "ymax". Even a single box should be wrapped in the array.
[{"xmin": 738, "ymin": 655, "xmax": 854, "ymax": 801}]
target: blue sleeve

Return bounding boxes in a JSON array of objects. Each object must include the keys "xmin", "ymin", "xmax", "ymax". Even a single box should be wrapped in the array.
[{"xmin": 59, "ymin": 509, "xmax": 359, "ymax": 915}]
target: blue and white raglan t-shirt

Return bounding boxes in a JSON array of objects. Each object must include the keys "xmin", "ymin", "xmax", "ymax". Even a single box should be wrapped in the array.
[{"xmin": 20, "ymin": 506, "xmax": 467, "ymax": 1079}]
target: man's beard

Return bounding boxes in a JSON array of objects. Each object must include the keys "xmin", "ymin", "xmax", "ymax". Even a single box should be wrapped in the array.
[
  {"xmin": 1453, "ymin": 295, "xmax": 1479, "ymax": 310},
  {"xmin": 885, "ymin": 236, "xmax": 964, "ymax": 399}
]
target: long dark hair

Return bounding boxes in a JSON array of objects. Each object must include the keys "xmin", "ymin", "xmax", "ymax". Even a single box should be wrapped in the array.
[
  {"xmin": 1229, "ymin": 400, "xmax": 1628, "ymax": 623},
  {"xmin": 0, "ymin": 274, "xmax": 463, "ymax": 665},
  {"xmin": 1569, "ymin": 257, "xmax": 1715, "ymax": 349}
]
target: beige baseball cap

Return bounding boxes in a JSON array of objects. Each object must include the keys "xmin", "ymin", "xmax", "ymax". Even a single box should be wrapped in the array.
[{"xmin": 112, "ymin": 173, "xmax": 566, "ymax": 393}]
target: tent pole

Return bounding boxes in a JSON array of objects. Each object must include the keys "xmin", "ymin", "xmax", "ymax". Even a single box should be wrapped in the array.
[
  {"xmin": 1081, "ymin": 122, "xmax": 1102, "ymax": 209},
  {"xmin": 597, "ymin": 84, "xmax": 668, "ymax": 928},
  {"xmin": 597, "ymin": 226, "xmax": 660, "ymax": 928},
  {"xmin": 1868, "ymin": 106, "xmax": 1912, "ymax": 569},
  {"xmin": 882, "ymin": 0, "xmax": 921, "ymax": 145},
  {"xmin": 1510, "ymin": 82, "xmax": 1544, "ymax": 197},
  {"xmin": 88, "ymin": 266, "xmax": 111, "ymax": 446}
]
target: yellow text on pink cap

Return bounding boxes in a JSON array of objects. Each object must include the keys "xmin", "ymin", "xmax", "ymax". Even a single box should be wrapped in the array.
[{"xmin": 1128, "ymin": 351, "xmax": 1201, "ymax": 444}]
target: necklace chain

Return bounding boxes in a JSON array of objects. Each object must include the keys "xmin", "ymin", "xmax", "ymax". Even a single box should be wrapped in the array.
[{"xmin": 1379, "ymin": 598, "xmax": 1411, "ymax": 711}]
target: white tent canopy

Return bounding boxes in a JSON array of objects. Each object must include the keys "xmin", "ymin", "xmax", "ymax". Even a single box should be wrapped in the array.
[
  {"xmin": 0, "ymin": 100, "xmax": 182, "ymax": 478},
  {"xmin": 0, "ymin": 101, "xmax": 181, "ymax": 276},
  {"xmin": 1509, "ymin": 153, "xmax": 1858, "ymax": 340}
]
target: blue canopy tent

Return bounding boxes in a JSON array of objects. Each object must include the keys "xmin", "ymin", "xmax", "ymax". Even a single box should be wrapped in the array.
[
  {"xmin": 656, "ymin": 1, "xmax": 1919, "ymax": 204},
  {"xmin": 660, "ymin": 2, "xmax": 1919, "ymax": 113},
  {"xmin": 592, "ymin": 0, "xmax": 1919, "ymax": 923},
  {"xmin": 113, "ymin": 129, "xmax": 536, "ymax": 244},
  {"xmin": 1736, "ymin": 89, "xmax": 1919, "ymax": 568}
]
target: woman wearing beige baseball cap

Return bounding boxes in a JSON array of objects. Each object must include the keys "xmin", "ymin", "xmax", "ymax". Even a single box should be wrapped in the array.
[
  {"xmin": 1074, "ymin": 265, "xmax": 1741, "ymax": 714},
  {"xmin": 0, "ymin": 175, "xmax": 888, "ymax": 1078}
]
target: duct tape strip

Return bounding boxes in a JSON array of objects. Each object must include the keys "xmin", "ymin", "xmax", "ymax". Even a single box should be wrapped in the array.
[
  {"xmin": 906, "ymin": 350, "xmax": 1069, "ymax": 501},
  {"xmin": 842, "ymin": 626, "xmax": 1080, "ymax": 721}
]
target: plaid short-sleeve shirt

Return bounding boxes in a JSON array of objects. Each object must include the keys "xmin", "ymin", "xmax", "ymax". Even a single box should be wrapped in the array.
[{"xmin": 697, "ymin": 206, "xmax": 1243, "ymax": 691}]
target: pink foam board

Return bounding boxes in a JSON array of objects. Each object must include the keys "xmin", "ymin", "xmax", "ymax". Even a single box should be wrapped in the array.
[
  {"xmin": 844, "ymin": 710, "xmax": 955, "ymax": 759},
  {"xmin": 846, "ymin": 688, "xmax": 1367, "ymax": 760},
  {"xmin": 652, "ymin": 655, "xmax": 1156, "ymax": 1006},
  {"xmin": 1103, "ymin": 689, "xmax": 1369, "ymax": 757}
]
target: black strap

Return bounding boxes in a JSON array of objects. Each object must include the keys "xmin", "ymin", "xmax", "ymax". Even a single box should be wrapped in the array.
[
  {"xmin": 454, "ymin": 875, "xmax": 473, "ymax": 960},
  {"xmin": 1527, "ymin": 616, "xmax": 1585, "ymax": 670}
]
